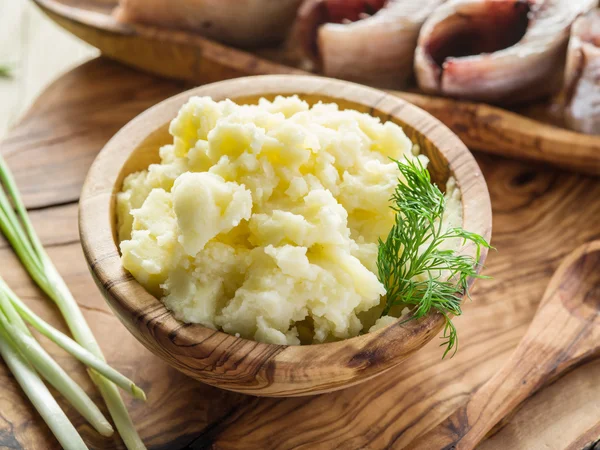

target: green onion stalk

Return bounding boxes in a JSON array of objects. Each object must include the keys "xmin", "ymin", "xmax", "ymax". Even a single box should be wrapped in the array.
[
  {"xmin": 0, "ymin": 154, "xmax": 146, "ymax": 449},
  {"xmin": 0, "ymin": 288, "xmax": 113, "ymax": 438},
  {"xmin": 0, "ymin": 325, "xmax": 88, "ymax": 449},
  {"xmin": 0, "ymin": 279, "xmax": 144, "ymax": 399},
  {"xmin": 0, "ymin": 65, "xmax": 12, "ymax": 79}
]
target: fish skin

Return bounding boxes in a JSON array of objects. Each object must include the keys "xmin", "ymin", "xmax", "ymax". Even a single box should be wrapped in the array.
[
  {"xmin": 298, "ymin": 0, "xmax": 445, "ymax": 89},
  {"xmin": 563, "ymin": 10, "xmax": 600, "ymax": 135},
  {"xmin": 415, "ymin": 0, "xmax": 597, "ymax": 104},
  {"xmin": 114, "ymin": 0, "xmax": 302, "ymax": 48},
  {"xmin": 325, "ymin": 0, "xmax": 388, "ymax": 22}
]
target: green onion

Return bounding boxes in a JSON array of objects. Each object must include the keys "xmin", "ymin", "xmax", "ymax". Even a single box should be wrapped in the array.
[
  {"xmin": 0, "ymin": 302, "xmax": 114, "ymax": 437},
  {"xmin": 0, "ymin": 154, "xmax": 146, "ymax": 449},
  {"xmin": 0, "ymin": 279, "xmax": 145, "ymax": 400},
  {"xmin": 0, "ymin": 326, "xmax": 88, "ymax": 450},
  {"xmin": 0, "ymin": 65, "xmax": 12, "ymax": 79}
]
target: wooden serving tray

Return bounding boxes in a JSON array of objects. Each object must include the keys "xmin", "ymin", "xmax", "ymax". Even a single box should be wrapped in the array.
[
  {"xmin": 32, "ymin": 0, "xmax": 600, "ymax": 176},
  {"xmin": 1, "ymin": 57, "xmax": 600, "ymax": 450}
]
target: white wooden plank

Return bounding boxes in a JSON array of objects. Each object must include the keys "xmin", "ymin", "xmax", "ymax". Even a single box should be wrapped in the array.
[
  {"xmin": 0, "ymin": 0, "xmax": 98, "ymax": 138},
  {"xmin": 0, "ymin": 0, "xmax": 28, "ymax": 136}
]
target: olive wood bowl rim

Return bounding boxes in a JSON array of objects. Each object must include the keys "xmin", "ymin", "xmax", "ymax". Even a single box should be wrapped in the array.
[{"xmin": 79, "ymin": 75, "xmax": 492, "ymax": 396}]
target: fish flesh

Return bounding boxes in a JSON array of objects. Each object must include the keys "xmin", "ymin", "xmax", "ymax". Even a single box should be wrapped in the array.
[
  {"xmin": 414, "ymin": 0, "xmax": 597, "ymax": 103},
  {"xmin": 562, "ymin": 10, "xmax": 600, "ymax": 135},
  {"xmin": 114, "ymin": 0, "xmax": 302, "ymax": 48},
  {"xmin": 297, "ymin": 0, "xmax": 445, "ymax": 88}
]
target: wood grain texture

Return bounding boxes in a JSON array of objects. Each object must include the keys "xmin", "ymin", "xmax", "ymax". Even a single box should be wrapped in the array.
[
  {"xmin": 0, "ymin": 57, "xmax": 599, "ymax": 448},
  {"xmin": 78, "ymin": 75, "xmax": 492, "ymax": 397},
  {"xmin": 32, "ymin": 0, "xmax": 600, "ymax": 176},
  {"xmin": 413, "ymin": 240, "xmax": 600, "ymax": 449}
]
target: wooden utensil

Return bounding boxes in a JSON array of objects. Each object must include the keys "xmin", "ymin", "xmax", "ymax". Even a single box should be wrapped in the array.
[
  {"xmin": 33, "ymin": 0, "xmax": 600, "ymax": 175},
  {"xmin": 411, "ymin": 240, "xmax": 600, "ymax": 450},
  {"xmin": 78, "ymin": 74, "xmax": 491, "ymax": 398}
]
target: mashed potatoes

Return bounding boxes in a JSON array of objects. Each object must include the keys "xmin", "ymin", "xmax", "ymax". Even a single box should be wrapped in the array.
[{"xmin": 117, "ymin": 96, "xmax": 461, "ymax": 345}]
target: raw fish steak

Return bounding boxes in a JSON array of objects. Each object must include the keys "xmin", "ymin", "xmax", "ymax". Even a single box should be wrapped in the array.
[
  {"xmin": 562, "ymin": 10, "xmax": 600, "ymax": 135},
  {"xmin": 114, "ymin": 0, "xmax": 302, "ymax": 48},
  {"xmin": 298, "ymin": 0, "xmax": 445, "ymax": 88},
  {"xmin": 415, "ymin": 0, "xmax": 596, "ymax": 103}
]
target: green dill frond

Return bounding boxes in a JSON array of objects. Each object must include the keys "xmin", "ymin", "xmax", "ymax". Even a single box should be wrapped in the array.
[{"xmin": 376, "ymin": 157, "xmax": 491, "ymax": 358}]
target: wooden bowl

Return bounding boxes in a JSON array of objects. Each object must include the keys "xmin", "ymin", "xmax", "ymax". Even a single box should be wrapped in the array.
[{"xmin": 79, "ymin": 75, "xmax": 492, "ymax": 397}]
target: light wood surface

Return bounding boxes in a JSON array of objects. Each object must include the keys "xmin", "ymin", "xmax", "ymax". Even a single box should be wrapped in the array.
[
  {"xmin": 32, "ymin": 0, "xmax": 600, "ymax": 176},
  {"xmin": 414, "ymin": 240, "xmax": 600, "ymax": 449},
  {"xmin": 78, "ymin": 75, "xmax": 492, "ymax": 397},
  {"xmin": 1, "ymin": 57, "xmax": 600, "ymax": 449},
  {"xmin": 0, "ymin": 0, "xmax": 96, "ymax": 138}
]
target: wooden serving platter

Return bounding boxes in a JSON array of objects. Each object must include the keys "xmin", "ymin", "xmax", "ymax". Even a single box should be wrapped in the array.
[
  {"xmin": 1, "ymin": 57, "xmax": 600, "ymax": 450},
  {"xmin": 32, "ymin": 0, "xmax": 600, "ymax": 176}
]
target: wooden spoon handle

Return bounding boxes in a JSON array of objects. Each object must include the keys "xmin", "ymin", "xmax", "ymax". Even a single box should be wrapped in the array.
[
  {"xmin": 411, "ymin": 242, "xmax": 600, "ymax": 450},
  {"xmin": 412, "ymin": 346, "xmax": 555, "ymax": 449},
  {"xmin": 391, "ymin": 91, "xmax": 600, "ymax": 176}
]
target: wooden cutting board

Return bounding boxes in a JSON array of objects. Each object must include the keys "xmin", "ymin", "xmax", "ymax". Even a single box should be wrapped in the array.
[{"xmin": 0, "ymin": 57, "xmax": 599, "ymax": 450}]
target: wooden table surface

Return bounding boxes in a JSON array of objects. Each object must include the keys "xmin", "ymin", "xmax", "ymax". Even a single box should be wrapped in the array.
[
  {"xmin": 1, "ymin": 4, "xmax": 600, "ymax": 449},
  {"xmin": 0, "ymin": 56, "xmax": 599, "ymax": 450},
  {"xmin": 0, "ymin": 0, "xmax": 96, "ymax": 138}
]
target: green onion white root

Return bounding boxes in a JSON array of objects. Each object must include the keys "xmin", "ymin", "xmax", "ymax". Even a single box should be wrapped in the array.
[{"xmin": 0, "ymin": 155, "xmax": 146, "ymax": 449}]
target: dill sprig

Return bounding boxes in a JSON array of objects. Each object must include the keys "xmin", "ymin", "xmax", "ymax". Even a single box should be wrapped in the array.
[{"xmin": 377, "ymin": 158, "xmax": 490, "ymax": 358}]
